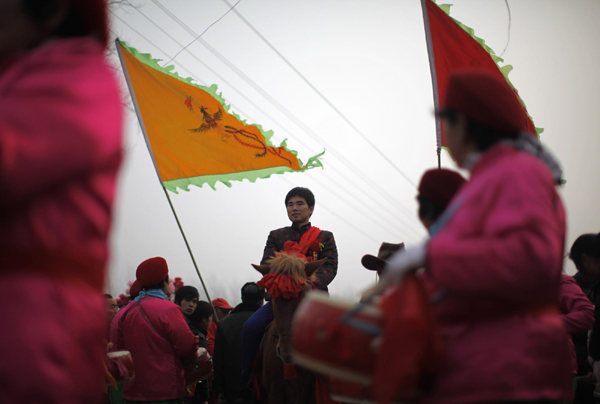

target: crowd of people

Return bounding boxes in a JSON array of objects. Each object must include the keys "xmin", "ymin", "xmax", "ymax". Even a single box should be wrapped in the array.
[{"xmin": 3, "ymin": 1, "xmax": 600, "ymax": 404}]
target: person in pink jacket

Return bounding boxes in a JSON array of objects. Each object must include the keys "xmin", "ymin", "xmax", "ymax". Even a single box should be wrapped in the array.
[
  {"xmin": 114, "ymin": 257, "xmax": 199, "ymax": 402},
  {"xmin": 384, "ymin": 70, "xmax": 572, "ymax": 404},
  {"xmin": 0, "ymin": 1, "xmax": 122, "ymax": 403},
  {"xmin": 558, "ymin": 275, "xmax": 594, "ymax": 376}
]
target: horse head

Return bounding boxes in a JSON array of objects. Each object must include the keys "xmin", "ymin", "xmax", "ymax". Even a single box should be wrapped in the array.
[{"xmin": 253, "ymin": 253, "xmax": 326, "ymax": 365}]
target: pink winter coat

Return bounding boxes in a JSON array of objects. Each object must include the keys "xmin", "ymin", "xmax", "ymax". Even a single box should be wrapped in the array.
[
  {"xmin": 0, "ymin": 38, "xmax": 122, "ymax": 403},
  {"xmin": 559, "ymin": 274, "xmax": 594, "ymax": 374},
  {"xmin": 114, "ymin": 296, "xmax": 198, "ymax": 401},
  {"xmin": 423, "ymin": 144, "xmax": 572, "ymax": 404},
  {"xmin": 0, "ymin": 37, "xmax": 122, "ymax": 290}
]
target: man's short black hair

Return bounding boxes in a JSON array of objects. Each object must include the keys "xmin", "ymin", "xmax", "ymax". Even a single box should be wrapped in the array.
[
  {"xmin": 285, "ymin": 187, "xmax": 315, "ymax": 208},
  {"xmin": 174, "ymin": 286, "xmax": 199, "ymax": 305},
  {"xmin": 190, "ymin": 301, "xmax": 214, "ymax": 323},
  {"xmin": 241, "ymin": 282, "xmax": 266, "ymax": 304},
  {"xmin": 569, "ymin": 233, "xmax": 600, "ymax": 272}
]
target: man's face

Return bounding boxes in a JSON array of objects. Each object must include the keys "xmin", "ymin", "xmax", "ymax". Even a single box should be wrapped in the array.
[
  {"xmin": 179, "ymin": 297, "xmax": 198, "ymax": 316},
  {"xmin": 286, "ymin": 196, "xmax": 314, "ymax": 226},
  {"xmin": 106, "ymin": 297, "xmax": 119, "ymax": 321}
]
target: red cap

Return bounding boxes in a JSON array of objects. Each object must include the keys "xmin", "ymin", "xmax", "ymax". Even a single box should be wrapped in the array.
[
  {"xmin": 129, "ymin": 280, "xmax": 141, "ymax": 298},
  {"xmin": 418, "ymin": 169, "xmax": 466, "ymax": 209},
  {"xmin": 136, "ymin": 257, "xmax": 169, "ymax": 287},
  {"xmin": 212, "ymin": 298, "xmax": 234, "ymax": 310},
  {"xmin": 441, "ymin": 69, "xmax": 527, "ymax": 133}
]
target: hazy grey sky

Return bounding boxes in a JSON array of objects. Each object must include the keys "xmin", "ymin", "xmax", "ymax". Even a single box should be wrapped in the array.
[{"xmin": 107, "ymin": 0, "xmax": 600, "ymax": 305}]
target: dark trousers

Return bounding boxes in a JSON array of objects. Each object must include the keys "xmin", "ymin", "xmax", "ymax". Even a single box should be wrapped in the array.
[{"xmin": 240, "ymin": 302, "xmax": 274, "ymax": 384}]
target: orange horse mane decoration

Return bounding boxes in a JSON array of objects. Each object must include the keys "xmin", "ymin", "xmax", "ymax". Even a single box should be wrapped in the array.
[{"xmin": 254, "ymin": 253, "xmax": 324, "ymax": 299}]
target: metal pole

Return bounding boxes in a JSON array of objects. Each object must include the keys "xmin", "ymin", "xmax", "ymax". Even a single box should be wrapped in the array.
[
  {"xmin": 421, "ymin": 0, "xmax": 443, "ymax": 167},
  {"xmin": 161, "ymin": 187, "xmax": 216, "ymax": 315},
  {"xmin": 115, "ymin": 39, "xmax": 218, "ymax": 319}
]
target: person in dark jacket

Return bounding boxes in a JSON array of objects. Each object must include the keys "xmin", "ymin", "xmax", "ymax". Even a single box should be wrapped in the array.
[
  {"xmin": 185, "ymin": 301, "xmax": 214, "ymax": 404},
  {"xmin": 214, "ymin": 283, "xmax": 265, "ymax": 403}
]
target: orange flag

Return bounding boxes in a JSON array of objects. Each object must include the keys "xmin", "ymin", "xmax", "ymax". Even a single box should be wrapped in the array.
[{"xmin": 117, "ymin": 41, "xmax": 324, "ymax": 192}]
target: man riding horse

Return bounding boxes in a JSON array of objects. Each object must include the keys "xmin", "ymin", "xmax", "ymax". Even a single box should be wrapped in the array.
[{"xmin": 240, "ymin": 187, "xmax": 338, "ymax": 393}]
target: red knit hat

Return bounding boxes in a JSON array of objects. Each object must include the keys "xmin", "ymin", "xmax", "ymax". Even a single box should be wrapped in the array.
[
  {"xmin": 129, "ymin": 280, "xmax": 141, "ymax": 298},
  {"xmin": 440, "ymin": 70, "xmax": 527, "ymax": 133},
  {"xmin": 136, "ymin": 257, "xmax": 169, "ymax": 287},
  {"xmin": 418, "ymin": 169, "xmax": 466, "ymax": 209}
]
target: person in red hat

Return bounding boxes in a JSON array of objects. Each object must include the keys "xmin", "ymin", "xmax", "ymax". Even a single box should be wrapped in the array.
[
  {"xmin": 206, "ymin": 298, "xmax": 234, "ymax": 356},
  {"xmin": 113, "ymin": 257, "xmax": 198, "ymax": 403},
  {"xmin": 382, "ymin": 70, "xmax": 571, "ymax": 404},
  {"xmin": 0, "ymin": 1, "xmax": 122, "ymax": 403},
  {"xmin": 361, "ymin": 169, "xmax": 464, "ymax": 278},
  {"xmin": 417, "ymin": 168, "xmax": 466, "ymax": 232}
]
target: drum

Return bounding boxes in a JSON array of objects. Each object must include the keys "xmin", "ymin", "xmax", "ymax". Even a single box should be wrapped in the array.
[
  {"xmin": 291, "ymin": 291, "xmax": 382, "ymax": 385},
  {"xmin": 329, "ymin": 378, "xmax": 375, "ymax": 404},
  {"xmin": 185, "ymin": 347, "xmax": 213, "ymax": 385},
  {"xmin": 328, "ymin": 377, "xmax": 405, "ymax": 404},
  {"xmin": 106, "ymin": 350, "xmax": 135, "ymax": 384}
]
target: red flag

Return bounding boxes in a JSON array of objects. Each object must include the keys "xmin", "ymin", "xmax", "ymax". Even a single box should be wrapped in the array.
[{"xmin": 421, "ymin": 0, "xmax": 537, "ymax": 147}]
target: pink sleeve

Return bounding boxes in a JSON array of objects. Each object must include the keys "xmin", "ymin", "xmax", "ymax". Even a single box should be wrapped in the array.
[
  {"xmin": 559, "ymin": 275, "xmax": 594, "ymax": 335},
  {"xmin": 0, "ymin": 41, "xmax": 121, "ymax": 209},
  {"xmin": 427, "ymin": 166, "xmax": 564, "ymax": 302},
  {"xmin": 165, "ymin": 305, "xmax": 198, "ymax": 359}
]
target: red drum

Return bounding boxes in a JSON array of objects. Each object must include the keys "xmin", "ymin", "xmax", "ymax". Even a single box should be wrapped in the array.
[
  {"xmin": 291, "ymin": 291, "xmax": 382, "ymax": 386},
  {"xmin": 329, "ymin": 378, "xmax": 375, "ymax": 404},
  {"xmin": 185, "ymin": 347, "xmax": 213, "ymax": 385},
  {"xmin": 106, "ymin": 350, "xmax": 135, "ymax": 384},
  {"xmin": 328, "ymin": 377, "xmax": 405, "ymax": 404}
]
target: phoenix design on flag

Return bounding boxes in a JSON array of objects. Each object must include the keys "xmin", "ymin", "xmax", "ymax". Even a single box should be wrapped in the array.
[{"xmin": 189, "ymin": 105, "xmax": 223, "ymax": 133}]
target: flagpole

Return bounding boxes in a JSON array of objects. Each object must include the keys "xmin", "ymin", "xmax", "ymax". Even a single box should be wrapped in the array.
[
  {"xmin": 161, "ymin": 186, "xmax": 215, "ymax": 306},
  {"xmin": 115, "ymin": 39, "xmax": 217, "ymax": 315},
  {"xmin": 421, "ymin": 0, "xmax": 442, "ymax": 168}
]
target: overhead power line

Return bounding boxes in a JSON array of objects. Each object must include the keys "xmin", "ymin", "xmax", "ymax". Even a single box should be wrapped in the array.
[
  {"xmin": 163, "ymin": 0, "xmax": 242, "ymax": 66},
  {"xmin": 118, "ymin": 7, "xmax": 422, "ymax": 238},
  {"xmin": 220, "ymin": 0, "xmax": 417, "ymax": 189},
  {"xmin": 109, "ymin": 12, "xmax": 423, "ymax": 241},
  {"xmin": 148, "ymin": 0, "xmax": 424, "ymax": 230}
]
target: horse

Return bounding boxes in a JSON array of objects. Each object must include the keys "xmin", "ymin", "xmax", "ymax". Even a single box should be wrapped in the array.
[{"xmin": 252, "ymin": 253, "xmax": 326, "ymax": 404}]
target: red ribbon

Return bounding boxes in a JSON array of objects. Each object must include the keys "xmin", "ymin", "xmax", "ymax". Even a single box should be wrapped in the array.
[
  {"xmin": 257, "ymin": 273, "xmax": 311, "ymax": 299},
  {"xmin": 283, "ymin": 227, "xmax": 322, "ymax": 261}
]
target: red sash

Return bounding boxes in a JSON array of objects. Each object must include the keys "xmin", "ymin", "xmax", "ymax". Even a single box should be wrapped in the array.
[{"xmin": 283, "ymin": 226, "xmax": 322, "ymax": 261}]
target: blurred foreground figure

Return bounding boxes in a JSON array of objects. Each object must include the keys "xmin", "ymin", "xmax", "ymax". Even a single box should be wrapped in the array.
[
  {"xmin": 384, "ymin": 70, "xmax": 571, "ymax": 404},
  {"xmin": 0, "ymin": 0, "xmax": 122, "ymax": 403}
]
